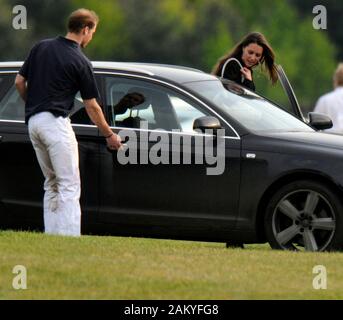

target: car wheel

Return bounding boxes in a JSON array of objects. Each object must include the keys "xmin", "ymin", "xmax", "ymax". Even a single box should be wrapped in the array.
[{"xmin": 264, "ymin": 180, "xmax": 343, "ymax": 252}]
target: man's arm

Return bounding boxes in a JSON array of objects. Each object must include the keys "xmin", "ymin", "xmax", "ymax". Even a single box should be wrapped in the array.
[
  {"xmin": 15, "ymin": 74, "xmax": 27, "ymax": 102},
  {"xmin": 83, "ymin": 98, "xmax": 122, "ymax": 150}
]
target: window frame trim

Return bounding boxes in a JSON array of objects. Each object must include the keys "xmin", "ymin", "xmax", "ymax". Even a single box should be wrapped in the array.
[
  {"xmin": 0, "ymin": 69, "xmax": 241, "ymax": 140},
  {"xmin": 96, "ymin": 71, "xmax": 240, "ymax": 140}
]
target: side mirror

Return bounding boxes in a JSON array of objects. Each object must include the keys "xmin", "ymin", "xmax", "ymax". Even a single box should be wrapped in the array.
[
  {"xmin": 193, "ymin": 116, "xmax": 222, "ymax": 133},
  {"xmin": 308, "ymin": 112, "xmax": 333, "ymax": 130}
]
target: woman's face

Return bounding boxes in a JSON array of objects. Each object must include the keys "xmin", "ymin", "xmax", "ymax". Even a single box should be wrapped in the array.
[{"xmin": 241, "ymin": 43, "xmax": 263, "ymax": 68}]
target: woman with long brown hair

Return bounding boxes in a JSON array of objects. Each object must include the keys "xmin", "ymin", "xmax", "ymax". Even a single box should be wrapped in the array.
[{"xmin": 212, "ymin": 32, "xmax": 278, "ymax": 91}]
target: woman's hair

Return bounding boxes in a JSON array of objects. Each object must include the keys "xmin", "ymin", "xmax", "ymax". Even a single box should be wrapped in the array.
[
  {"xmin": 212, "ymin": 32, "xmax": 278, "ymax": 84},
  {"xmin": 67, "ymin": 8, "xmax": 99, "ymax": 34},
  {"xmin": 334, "ymin": 63, "xmax": 343, "ymax": 87}
]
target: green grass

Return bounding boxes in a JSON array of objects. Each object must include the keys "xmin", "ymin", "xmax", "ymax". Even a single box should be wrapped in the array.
[{"xmin": 1, "ymin": 230, "xmax": 343, "ymax": 299}]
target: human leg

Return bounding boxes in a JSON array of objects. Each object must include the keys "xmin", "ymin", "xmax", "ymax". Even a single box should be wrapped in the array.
[{"xmin": 28, "ymin": 112, "xmax": 81, "ymax": 236}]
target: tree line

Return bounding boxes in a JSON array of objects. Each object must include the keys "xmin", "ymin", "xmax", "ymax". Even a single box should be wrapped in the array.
[{"xmin": 1, "ymin": 0, "xmax": 341, "ymax": 111}]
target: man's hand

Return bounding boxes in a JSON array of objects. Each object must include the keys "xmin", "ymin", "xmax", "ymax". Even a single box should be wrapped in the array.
[
  {"xmin": 106, "ymin": 133, "xmax": 122, "ymax": 151},
  {"xmin": 84, "ymin": 98, "xmax": 122, "ymax": 149}
]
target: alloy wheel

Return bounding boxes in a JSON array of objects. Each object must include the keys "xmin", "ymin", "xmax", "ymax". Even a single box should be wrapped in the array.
[{"xmin": 272, "ymin": 189, "xmax": 336, "ymax": 251}]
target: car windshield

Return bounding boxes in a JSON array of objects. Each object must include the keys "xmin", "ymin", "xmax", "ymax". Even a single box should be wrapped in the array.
[{"xmin": 185, "ymin": 80, "xmax": 314, "ymax": 133}]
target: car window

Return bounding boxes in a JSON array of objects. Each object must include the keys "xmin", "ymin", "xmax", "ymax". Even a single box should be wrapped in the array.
[
  {"xmin": 169, "ymin": 95, "xmax": 207, "ymax": 132},
  {"xmin": 0, "ymin": 74, "xmax": 14, "ymax": 100},
  {"xmin": 0, "ymin": 74, "xmax": 25, "ymax": 121},
  {"xmin": 70, "ymin": 75, "xmax": 103, "ymax": 125},
  {"xmin": 185, "ymin": 80, "xmax": 314, "ymax": 133},
  {"xmin": 69, "ymin": 92, "xmax": 93, "ymax": 125},
  {"xmin": 104, "ymin": 76, "xmax": 211, "ymax": 133},
  {"xmin": 0, "ymin": 76, "xmax": 93, "ymax": 125},
  {"xmin": 253, "ymin": 68, "xmax": 297, "ymax": 116},
  {"xmin": 0, "ymin": 85, "xmax": 90, "ymax": 124}
]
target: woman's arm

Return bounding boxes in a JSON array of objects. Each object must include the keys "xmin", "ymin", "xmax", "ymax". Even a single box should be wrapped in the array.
[
  {"xmin": 222, "ymin": 60, "xmax": 242, "ymax": 83},
  {"xmin": 223, "ymin": 61, "xmax": 256, "ymax": 91}
]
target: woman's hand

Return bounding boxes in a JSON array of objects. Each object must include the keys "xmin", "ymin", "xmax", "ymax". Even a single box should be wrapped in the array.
[{"xmin": 240, "ymin": 67, "xmax": 253, "ymax": 81}]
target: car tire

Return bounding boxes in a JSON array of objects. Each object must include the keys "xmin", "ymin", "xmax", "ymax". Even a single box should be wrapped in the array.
[{"xmin": 264, "ymin": 180, "xmax": 343, "ymax": 252}]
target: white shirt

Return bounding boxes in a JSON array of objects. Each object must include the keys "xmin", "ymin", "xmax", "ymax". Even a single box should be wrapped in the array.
[{"xmin": 314, "ymin": 87, "xmax": 343, "ymax": 132}]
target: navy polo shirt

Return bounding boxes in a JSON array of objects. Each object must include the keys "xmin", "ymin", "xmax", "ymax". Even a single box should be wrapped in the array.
[{"xmin": 19, "ymin": 36, "xmax": 99, "ymax": 124}]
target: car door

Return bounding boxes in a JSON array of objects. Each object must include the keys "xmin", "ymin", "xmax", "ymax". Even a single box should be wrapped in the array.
[
  {"xmin": 0, "ymin": 71, "xmax": 42, "ymax": 228},
  {"xmin": 69, "ymin": 88, "xmax": 103, "ymax": 232},
  {"xmin": 0, "ymin": 70, "xmax": 102, "ymax": 232},
  {"xmin": 276, "ymin": 65, "xmax": 305, "ymax": 121},
  {"xmin": 96, "ymin": 73, "xmax": 241, "ymax": 240}
]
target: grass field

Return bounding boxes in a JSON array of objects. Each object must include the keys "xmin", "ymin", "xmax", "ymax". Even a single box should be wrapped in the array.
[{"xmin": 1, "ymin": 230, "xmax": 343, "ymax": 299}]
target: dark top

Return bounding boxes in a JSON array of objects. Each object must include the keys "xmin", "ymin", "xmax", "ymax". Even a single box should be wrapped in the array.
[
  {"xmin": 221, "ymin": 58, "xmax": 255, "ymax": 91},
  {"xmin": 19, "ymin": 36, "xmax": 99, "ymax": 124}
]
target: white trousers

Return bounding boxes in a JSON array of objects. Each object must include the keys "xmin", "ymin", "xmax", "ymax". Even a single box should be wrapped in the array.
[{"xmin": 28, "ymin": 112, "xmax": 81, "ymax": 236}]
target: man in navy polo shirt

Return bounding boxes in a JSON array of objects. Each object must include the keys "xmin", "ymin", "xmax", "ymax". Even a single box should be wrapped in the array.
[{"xmin": 15, "ymin": 8, "xmax": 121, "ymax": 237}]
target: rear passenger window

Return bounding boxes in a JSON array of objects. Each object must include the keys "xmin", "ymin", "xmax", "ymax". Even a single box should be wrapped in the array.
[
  {"xmin": 0, "ymin": 74, "xmax": 13, "ymax": 99},
  {"xmin": 0, "ymin": 74, "xmax": 24, "ymax": 121},
  {"xmin": 0, "ymin": 74, "xmax": 99, "ymax": 124}
]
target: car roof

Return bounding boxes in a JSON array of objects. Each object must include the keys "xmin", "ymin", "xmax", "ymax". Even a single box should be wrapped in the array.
[{"xmin": 0, "ymin": 61, "xmax": 217, "ymax": 84}]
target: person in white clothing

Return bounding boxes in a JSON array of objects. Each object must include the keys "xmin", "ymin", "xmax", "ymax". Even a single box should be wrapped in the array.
[
  {"xmin": 14, "ymin": 9, "xmax": 122, "ymax": 237},
  {"xmin": 314, "ymin": 63, "xmax": 343, "ymax": 132}
]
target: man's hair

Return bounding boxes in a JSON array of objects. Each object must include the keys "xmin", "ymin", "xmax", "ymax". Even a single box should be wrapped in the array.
[
  {"xmin": 67, "ymin": 8, "xmax": 99, "ymax": 34},
  {"xmin": 334, "ymin": 63, "xmax": 343, "ymax": 87}
]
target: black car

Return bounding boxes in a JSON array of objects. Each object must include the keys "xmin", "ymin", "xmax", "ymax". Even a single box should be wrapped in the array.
[{"xmin": 0, "ymin": 61, "xmax": 342, "ymax": 252}]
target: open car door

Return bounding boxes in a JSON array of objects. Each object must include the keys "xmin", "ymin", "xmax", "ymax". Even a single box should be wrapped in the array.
[
  {"xmin": 276, "ymin": 65, "xmax": 305, "ymax": 121},
  {"xmin": 276, "ymin": 65, "xmax": 333, "ymax": 131}
]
